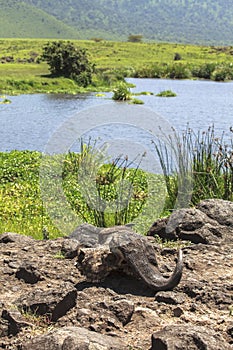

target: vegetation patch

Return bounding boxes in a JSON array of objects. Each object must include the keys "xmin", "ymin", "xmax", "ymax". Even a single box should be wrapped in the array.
[
  {"xmin": 156, "ymin": 90, "xmax": 177, "ymax": 97},
  {"xmin": 1, "ymin": 39, "xmax": 233, "ymax": 94},
  {"xmin": 1, "ymin": 127, "xmax": 233, "ymax": 239},
  {"xmin": 112, "ymin": 82, "xmax": 132, "ymax": 101},
  {"xmin": 153, "ymin": 125, "xmax": 233, "ymax": 210},
  {"xmin": 0, "ymin": 96, "xmax": 11, "ymax": 104},
  {"xmin": 131, "ymin": 98, "xmax": 144, "ymax": 104}
]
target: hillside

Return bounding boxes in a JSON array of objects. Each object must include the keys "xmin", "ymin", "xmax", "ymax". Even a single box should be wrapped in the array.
[
  {"xmin": 0, "ymin": 0, "xmax": 79, "ymax": 39},
  {"xmin": 20, "ymin": 0, "xmax": 233, "ymax": 44},
  {"xmin": 1, "ymin": 0, "xmax": 233, "ymax": 44}
]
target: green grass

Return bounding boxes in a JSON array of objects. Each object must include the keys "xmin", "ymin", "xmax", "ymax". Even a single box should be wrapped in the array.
[
  {"xmin": 0, "ymin": 1, "xmax": 79, "ymax": 39},
  {"xmin": 0, "ymin": 148, "xmax": 166, "ymax": 238},
  {"xmin": 1, "ymin": 39, "xmax": 233, "ymax": 94}
]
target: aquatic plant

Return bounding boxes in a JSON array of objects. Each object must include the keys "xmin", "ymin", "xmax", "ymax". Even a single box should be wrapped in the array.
[
  {"xmin": 112, "ymin": 82, "xmax": 132, "ymax": 101},
  {"xmin": 156, "ymin": 90, "xmax": 177, "ymax": 97},
  {"xmin": 131, "ymin": 98, "xmax": 144, "ymax": 104}
]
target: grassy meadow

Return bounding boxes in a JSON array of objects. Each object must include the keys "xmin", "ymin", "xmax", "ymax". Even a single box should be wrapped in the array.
[{"xmin": 1, "ymin": 38, "xmax": 233, "ymax": 94}]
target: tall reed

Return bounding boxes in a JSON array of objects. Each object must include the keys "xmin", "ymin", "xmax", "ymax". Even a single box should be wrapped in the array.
[{"xmin": 153, "ymin": 125, "xmax": 233, "ymax": 211}]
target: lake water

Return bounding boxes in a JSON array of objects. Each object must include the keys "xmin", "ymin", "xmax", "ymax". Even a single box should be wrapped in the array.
[{"xmin": 1, "ymin": 78, "xmax": 233, "ymax": 153}]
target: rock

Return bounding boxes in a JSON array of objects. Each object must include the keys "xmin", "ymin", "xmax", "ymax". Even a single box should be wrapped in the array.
[
  {"xmin": 15, "ymin": 262, "xmax": 43, "ymax": 284},
  {"xmin": 227, "ymin": 323, "xmax": 233, "ymax": 340},
  {"xmin": 151, "ymin": 325, "xmax": 231, "ymax": 350},
  {"xmin": 61, "ymin": 238, "xmax": 80, "ymax": 259},
  {"xmin": 181, "ymin": 280, "xmax": 204, "ymax": 298},
  {"xmin": 148, "ymin": 199, "xmax": 233, "ymax": 244},
  {"xmin": 155, "ymin": 291, "xmax": 185, "ymax": 305},
  {"xmin": 22, "ymin": 326, "xmax": 127, "ymax": 350},
  {"xmin": 108, "ymin": 299, "xmax": 134, "ymax": 326},
  {"xmin": 0, "ymin": 217, "xmax": 232, "ymax": 349},
  {"xmin": 16, "ymin": 283, "xmax": 77, "ymax": 322},
  {"xmin": 0, "ymin": 318, "xmax": 9, "ymax": 337},
  {"xmin": 2, "ymin": 309, "xmax": 33, "ymax": 335},
  {"xmin": 172, "ymin": 306, "xmax": 183, "ymax": 317},
  {"xmin": 69, "ymin": 223, "xmax": 101, "ymax": 247},
  {"xmin": 197, "ymin": 199, "xmax": 233, "ymax": 226},
  {"xmin": 0, "ymin": 232, "xmax": 34, "ymax": 244}
]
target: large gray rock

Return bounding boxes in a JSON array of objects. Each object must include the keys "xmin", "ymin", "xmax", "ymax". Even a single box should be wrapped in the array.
[
  {"xmin": 22, "ymin": 326, "xmax": 127, "ymax": 350},
  {"xmin": 0, "ymin": 232, "xmax": 34, "ymax": 244},
  {"xmin": 197, "ymin": 199, "xmax": 233, "ymax": 226},
  {"xmin": 148, "ymin": 199, "xmax": 233, "ymax": 244},
  {"xmin": 151, "ymin": 325, "xmax": 232, "ymax": 350}
]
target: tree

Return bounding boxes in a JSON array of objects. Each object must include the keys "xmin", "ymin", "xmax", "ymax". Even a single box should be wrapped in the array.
[
  {"xmin": 128, "ymin": 34, "xmax": 143, "ymax": 43},
  {"xmin": 41, "ymin": 41, "xmax": 94, "ymax": 87}
]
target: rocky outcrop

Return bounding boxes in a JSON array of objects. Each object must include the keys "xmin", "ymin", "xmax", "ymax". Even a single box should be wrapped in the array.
[
  {"xmin": 148, "ymin": 199, "xmax": 233, "ymax": 244},
  {"xmin": 151, "ymin": 325, "xmax": 232, "ymax": 350},
  {"xmin": 0, "ymin": 198, "xmax": 232, "ymax": 349}
]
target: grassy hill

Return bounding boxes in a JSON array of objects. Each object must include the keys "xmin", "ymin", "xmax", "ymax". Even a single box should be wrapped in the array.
[
  {"xmin": 0, "ymin": 0, "xmax": 79, "ymax": 39},
  {"xmin": 20, "ymin": 0, "xmax": 233, "ymax": 44}
]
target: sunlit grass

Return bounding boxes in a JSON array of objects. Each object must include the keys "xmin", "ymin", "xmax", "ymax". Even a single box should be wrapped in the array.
[{"xmin": 0, "ymin": 39, "xmax": 233, "ymax": 94}]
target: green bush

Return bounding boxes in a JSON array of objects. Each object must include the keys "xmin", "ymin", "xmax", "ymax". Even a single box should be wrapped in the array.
[
  {"xmin": 112, "ymin": 82, "xmax": 132, "ymax": 101},
  {"xmin": 41, "ymin": 41, "xmax": 94, "ymax": 86},
  {"xmin": 191, "ymin": 63, "xmax": 217, "ymax": 79},
  {"xmin": 165, "ymin": 63, "xmax": 191, "ymax": 79}
]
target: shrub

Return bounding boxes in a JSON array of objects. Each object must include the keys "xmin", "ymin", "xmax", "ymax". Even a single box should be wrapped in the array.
[
  {"xmin": 191, "ymin": 63, "xmax": 217, "ymax": 79},
  {"xmin": 41, "ymin": 41, "xmax": 94, "ymax": 86},
  {"xmin": 211, "ymin": 68, "xmax": 227, "ymax": 81},
  {"xmin": 112, "ymin": 82, "xmax": 132, "ymax": 101},
  {"xmin": 131, "ymin": 98, "xmax": 144, "ymax": 104},
  {"xmin": 165, "ymin": 64, "xmax": 191, "ymax": 79},
  {"xmin": 174, "ymin": 53, "xmax": 182, "ymax": 61}
]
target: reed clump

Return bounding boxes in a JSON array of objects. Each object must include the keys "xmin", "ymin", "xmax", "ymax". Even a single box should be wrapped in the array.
[{"xmin": 153, "ymin": 125, "xmax": 233, "ymax": 211}]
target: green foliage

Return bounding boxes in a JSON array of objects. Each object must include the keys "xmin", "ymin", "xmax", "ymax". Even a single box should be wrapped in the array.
[
  {"xmin": 2, "ymin": 128, "xmax": 233, "ymax": 238},
  {"xmin": 156, "ymin": 90, "xmax": 177, "ymax": 97},
  {"xmin": 0, "ymin": 96, "xmax": 11, "ymax": 104},
  {"xmin": 191, "ymin": 63, "xmax": 217, "ymax": 79},
  {"xmin": 0, "ymin": 150, "xmax": 60, "ymax": 239},
  {"xmin": 62, "ymin": 142, "xmax": 149, "ymax": 228},
  {"xmin": 153, "ymin": 126, "xmax": 233, "ymax": 211},
  {"xmin": 6, "ymin": 0, "xmax": 233, "ymax": 44},
  {"xmin": 0, "ymin": 147, "xmax": 151, "ymax": 236},
  {"xmin": 112, "ymin": 82, "xmax": 132, "ymax": 101},
  {"xmin": 41, "ymin": 41, "xmax": 94, "ymax": 86},
  {"xmin": 131, "ymin": 98, "xmax": 144, "ymax": 104}
]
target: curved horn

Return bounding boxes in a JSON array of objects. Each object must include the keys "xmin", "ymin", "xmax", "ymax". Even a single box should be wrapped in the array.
[{"xmin": 115, "ymin": 241, "xmax": 183, "ymax": 292}]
